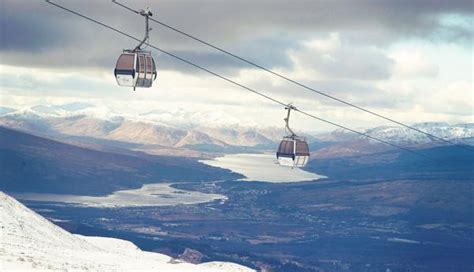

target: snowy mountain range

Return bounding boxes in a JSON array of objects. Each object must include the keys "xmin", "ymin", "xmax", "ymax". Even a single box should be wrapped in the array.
[
  {"xmin": 0, "ymin": 191, "xmax": 254, "ymax": 271},
  {"xmin": 0, "ymin": 103, "xmax": 472, "ymax": 157},
  {"xmin": 0, "ymin": 103, "xmax": 282, "ymax": 153},
  {"xmin": 365, "ymin": 123, "xmax": 473, "ymax": 144}
]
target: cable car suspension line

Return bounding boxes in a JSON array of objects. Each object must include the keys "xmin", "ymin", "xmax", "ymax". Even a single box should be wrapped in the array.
[
  {"xmin": 134, "ymin": 8, "xmax": 152, "ymax": 51},
  {"xmin": 284, "ymin": 104, "xmax": 297, "ymax": 137},
  {"xmin": 44, "ymin": 0, "xmax": 436, "ymax": 163},
  {"xmin": 111, "ymin": 0, "xmax": 467, "ymax": 150}
]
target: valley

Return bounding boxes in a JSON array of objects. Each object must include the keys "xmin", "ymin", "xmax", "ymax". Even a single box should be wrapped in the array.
[
  {"xmin": 0, "ymin": 126, "xmax": 241, "ymax": 195},
  {"xmin": 1, "ymin": 110, "xmax": 473, "ymax": 271},
  {"xmin": 22, "ymin": 176, "xmax": 474, "ymax": 272},
  {"xmin": 3, "ymin": 0, "xmax": 473, "ymax": 270}
]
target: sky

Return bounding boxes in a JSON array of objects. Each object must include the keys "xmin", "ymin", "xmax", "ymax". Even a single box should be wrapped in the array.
[{"xmin": 0, "ymin": 0, "xmax": 473, "ymax": 132}]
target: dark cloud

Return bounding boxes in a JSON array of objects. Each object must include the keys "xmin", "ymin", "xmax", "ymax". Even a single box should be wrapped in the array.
[
  {"xmin": 0, "ymin": 11, "xmax": 63, "ymax": 51},
  {"xmin": 151, "ymin": 0, "xmax": 473, "ymax": 45},
  {"xmin": 0, "ymin": 0, "xmax": 472, "ymax": 75},
  {"xmin": 231, "ymin": 74, "xmax": 420, "ymax": 112},
  {"xmin": 156, "ymin": 35, "xmax": 298, "ymax": 76}
]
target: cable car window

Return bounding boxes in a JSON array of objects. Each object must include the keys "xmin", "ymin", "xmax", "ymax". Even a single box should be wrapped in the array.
[
  {"xmin": 146, "ymin": 56, "xmax": 153, "ymax": 74},
  {"xmin": 282, "ymin": 140, "xmax": 294, "ymax": 154},
  {"xmin": 278, "ymin": 142, "xmax": 284, "ymax": 153},
  {"xmin": 296, "ymin": 141, "xmax": 309, "ymax": 154},
  {"xmin": 139, "ymin": 55, "xmax": 145, "ymax": 73},
  {"xmin": 116, "ymin": 54, "xmax": 134, "ymax": 70}
]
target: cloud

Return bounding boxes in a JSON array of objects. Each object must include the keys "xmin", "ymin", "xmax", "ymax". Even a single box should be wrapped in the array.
[
  {"xmin": 390, "ymin": 49, "xmax": 439, "ymax": 78},
  {"xmin": 429, "ymin": 80, "xmax": 473, "ymax": 116},
  {"xmin": 1, "ymin": 0, "xmax": 472, "ymax": 130},
  {"xmin": 288, "ymin": 33, "xmax": 394, "ymax": 80},
  {"xmin": 1, "ymin": 0, "xmax": 472, "ymax": 72}
]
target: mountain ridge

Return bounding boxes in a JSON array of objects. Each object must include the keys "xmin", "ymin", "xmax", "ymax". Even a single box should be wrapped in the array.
[
  {"xmin": 0, "ymin": 126, "xmax": 241, "ymax": 195},
  {"xmin": 1, "ymin": 103, "xmax": 472, "ymax": 158}
]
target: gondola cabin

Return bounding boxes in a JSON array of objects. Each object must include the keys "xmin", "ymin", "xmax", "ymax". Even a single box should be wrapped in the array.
[
  {"xmin": 114, "ymin": 50, "xmax": 156, "ymax": 89},
  {"xmin": 276, "ymin": 137, "xmax": 310, "ymax": 167}
]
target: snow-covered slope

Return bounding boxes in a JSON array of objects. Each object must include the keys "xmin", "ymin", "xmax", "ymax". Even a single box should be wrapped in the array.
[
  {"xmin": 365, "ymin": 122, "xmax": 473, "ymax": 144},
  {"xmin": 0, "ymin": 105, "xmax": 279, "ymax": 148},
  {"xmin": 198, "ymin": 126, "xmax": 274, "ymax": 147},
  {"xmin": 0, "ymin": 192, "xmax": 254, "ymax": 272},
  {"xmin": 175, "ymin": 130, "xmax": 229, "ymax": 147},
  {"xmin": 108, "ymin": 120, "xmax": 186, "ymax": 146},
  {"xmin": 312, "ymin": 123, "xmax": 473, "ymax": 158},
  {"xmin": 313, "ymin": 123, "xmax": 473, "ymax": 145}
]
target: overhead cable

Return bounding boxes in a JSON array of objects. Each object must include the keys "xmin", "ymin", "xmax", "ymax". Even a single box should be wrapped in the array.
[
  {"xmin": 45, "ymin": 0, "xmax": 440, "ymax": 162},
  {"xmin": 111, "ymin": 0, "xmax": 469, "ymax": 150}
]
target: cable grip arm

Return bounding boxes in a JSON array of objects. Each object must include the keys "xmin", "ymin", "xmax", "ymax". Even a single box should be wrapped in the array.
[
  {"xmin": 134, "ymin": 8, "xmax": 152, "ymax": 51},
  {"xmin": 284, "ymin": 104, "xmax": 297, "ymax": 137}
]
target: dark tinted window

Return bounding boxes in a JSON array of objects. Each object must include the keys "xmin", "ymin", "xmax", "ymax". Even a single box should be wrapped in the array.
[
  {"xmin": 278, "ymin": 140, "xmax": 294, "ymax": 154},
  {"xmin": 138, "ymin": 55, "xmax": 145, "ymax": 73},
  {"xmin": 116, "ymin": 54, "xmax": 134, "ymax": 70},
  {"xmin": 146, "ymin": 56, "xmax": 153, "ymax": 74},
  {"xmin": 295, "ymin": 140, "xmax": 309, "ymax": 155}
]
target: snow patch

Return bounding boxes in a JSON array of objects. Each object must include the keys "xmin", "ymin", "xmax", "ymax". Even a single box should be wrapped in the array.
[
  {"xmin": 0, "ymin": 191, "xmax": 254, "ymax": 271},
  {"xmin": 387, "ymin": 237, "xmax": 421, "ymax": 244}
]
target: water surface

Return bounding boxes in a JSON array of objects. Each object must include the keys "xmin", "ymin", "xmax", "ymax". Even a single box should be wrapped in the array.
[
  {"xmin": 200, "ymin": 153, "xmax": 326, "ymax": 183},
  {"xmin": 13, "ymin": 183, "xmax": 226, "ymax": 208}
]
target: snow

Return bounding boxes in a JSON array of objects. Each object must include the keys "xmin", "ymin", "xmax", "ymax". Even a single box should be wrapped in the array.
[
  {"xmin": 0, "ymin": 192, "xmax": 254, "ymax": 272},
  {"xmin": 3, "ymin": 103, "xmax": 472, "ymax": 148},
  {"xmin": 387, "ymin": 237, "xmax": 421, "ymax": 244},
  {"xmin": 3, "ymin": 104, "xmax": 253, "ymax": 129},
  {"xmin": 365, "ymin": 123, "xmax": 473, "ymax": 144}
]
